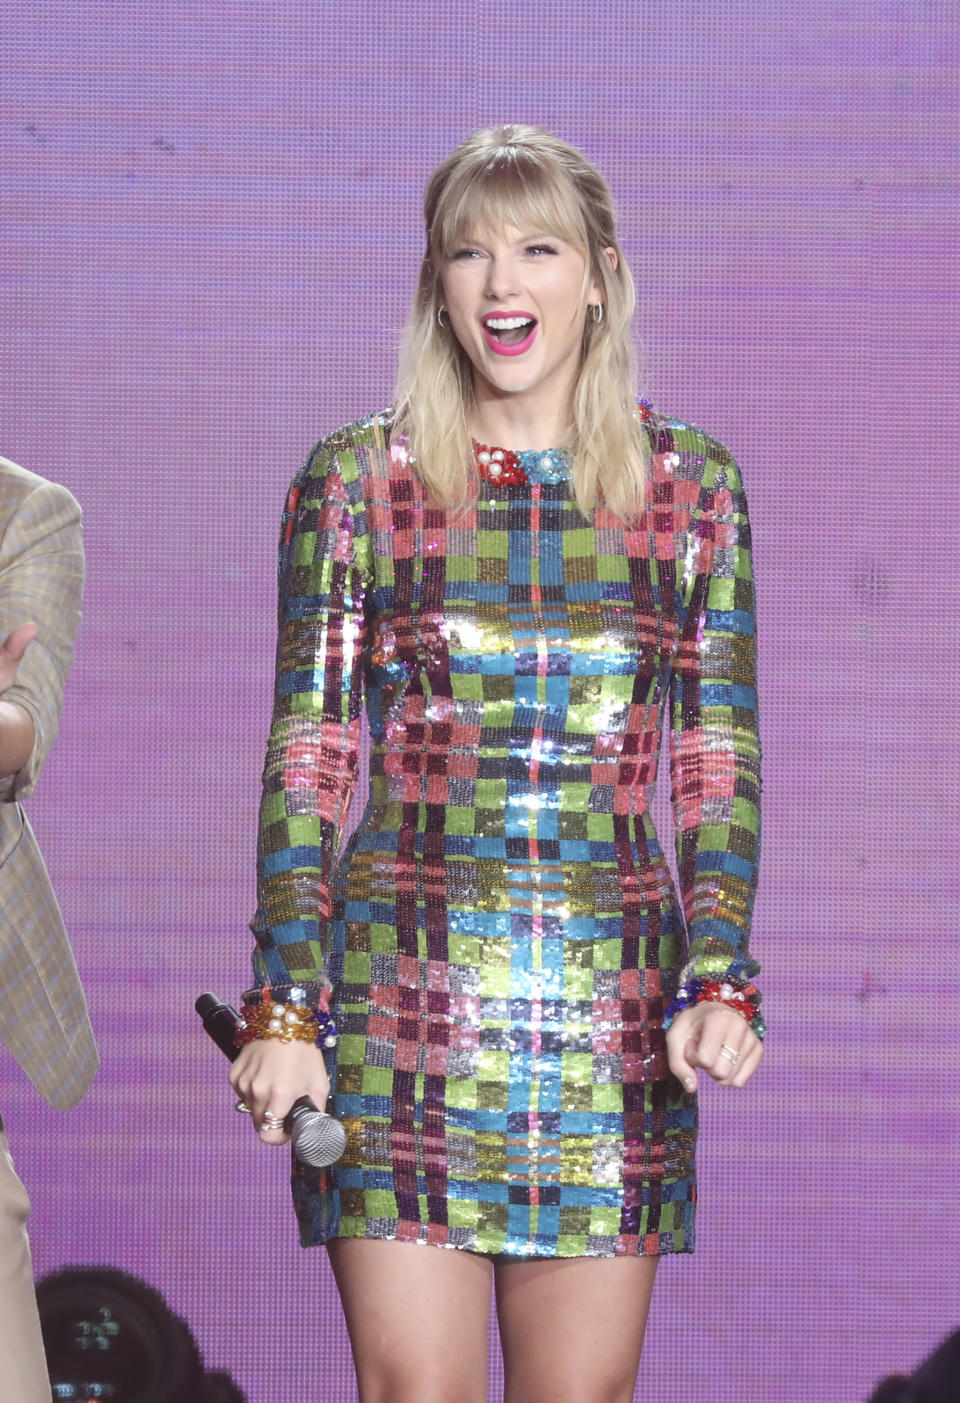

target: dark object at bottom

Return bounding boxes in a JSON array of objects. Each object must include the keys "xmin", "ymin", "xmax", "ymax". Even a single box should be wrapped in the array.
[
  {"xmin": 203, "ymin": 1371, "xmax": 248, "ymax": 1402},
  {"xmin": 37, "ymin": 1265, "xmax": 247, "ymax": 1402},
  {"xmin": 866, "ymin": 1329, "xmax": 960, "ymax": 1403}
]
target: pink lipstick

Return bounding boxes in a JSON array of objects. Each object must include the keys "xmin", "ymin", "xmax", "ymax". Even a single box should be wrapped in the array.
[{"xmin": 481, "ymin": 312, "xmax": 538, "ymax": 358}]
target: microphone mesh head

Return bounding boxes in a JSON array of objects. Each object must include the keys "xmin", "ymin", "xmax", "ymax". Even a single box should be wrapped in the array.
[{"xmin": 291, "ymin": 1113, "xmax": 347, "ymax": 1169}]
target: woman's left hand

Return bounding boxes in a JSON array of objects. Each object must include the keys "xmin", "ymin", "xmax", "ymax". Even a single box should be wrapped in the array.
[{"xmin": 665, "ymin": 1003, "xmax": 764, "ymax": 1092}]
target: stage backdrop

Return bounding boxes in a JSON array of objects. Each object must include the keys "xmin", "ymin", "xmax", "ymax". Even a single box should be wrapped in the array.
[{"xmin": 2, "ymin": 2, "xmax": 957, "ymax": 1400}]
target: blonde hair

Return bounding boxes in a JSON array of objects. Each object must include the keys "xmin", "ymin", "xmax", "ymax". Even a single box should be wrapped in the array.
[{"xmin": 392, "ymin": 125, "xmax": 649, "ymax": 521}]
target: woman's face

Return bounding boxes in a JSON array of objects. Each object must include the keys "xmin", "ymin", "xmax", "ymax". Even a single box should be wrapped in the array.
[{"xmin": 439, "ymin": 222, "xmax": 606, "ymax": 416}]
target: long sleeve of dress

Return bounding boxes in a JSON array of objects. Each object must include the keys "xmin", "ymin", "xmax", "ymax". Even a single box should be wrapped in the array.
[
  {"xmin": 669, "ymin": 429, "xmax": 762, "ymax": 988},
  {"xmin": 244, "ymin": 439, "xmax": 369, "ymax": 1016}
]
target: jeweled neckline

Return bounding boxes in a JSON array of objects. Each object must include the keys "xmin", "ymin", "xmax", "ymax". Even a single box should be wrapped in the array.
[{"xmin": 472, "ymin": 440, "xmax": 573, "ymax": 486}]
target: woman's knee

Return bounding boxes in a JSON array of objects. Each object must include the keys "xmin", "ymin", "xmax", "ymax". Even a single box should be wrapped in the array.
[
  {"xmin": 505, "ymin": 1368, "xmax": 638, "ymax": 1403},
  {"xmin": 355, "ymin": 1362, "xmax": 486, "ymax": 1403}
]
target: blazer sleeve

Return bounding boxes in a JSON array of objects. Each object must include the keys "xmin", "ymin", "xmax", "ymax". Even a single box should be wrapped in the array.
[
  {"xmin": 668, "ymin": 432, "xmax": 762, "ymax": 988},
  {"xmin": 0, "ymin": 479, "xmax": 84, "ymax": 802},
  {"xmin": 243, "ymin": 438, "xmax": 369, "ymax": 1018}
]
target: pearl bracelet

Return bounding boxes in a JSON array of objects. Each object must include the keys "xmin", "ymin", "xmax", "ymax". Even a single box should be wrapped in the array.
[{"xmin": 235, "ymin": 998, "xmax": 339, "ymax": 1050}]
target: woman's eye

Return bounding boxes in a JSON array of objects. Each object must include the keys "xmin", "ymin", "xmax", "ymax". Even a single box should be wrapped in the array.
[
  {"xmin": 451, "ymin": 248, "xmax": 481, "ymax": 260},
  {"xmin": 527, "ymin": 244, "xmax": 558, "ymax": 256}
]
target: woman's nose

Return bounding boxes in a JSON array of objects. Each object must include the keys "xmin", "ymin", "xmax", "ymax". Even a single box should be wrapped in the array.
[{"xmin": 484, "ymin": 257, "xmax": 520, "ymax": 301}]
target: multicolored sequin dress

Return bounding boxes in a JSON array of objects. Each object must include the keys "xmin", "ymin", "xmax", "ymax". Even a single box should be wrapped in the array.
[{"xmin": 244, "ymin": 409, "xmax": 761, "ymax": 1258}]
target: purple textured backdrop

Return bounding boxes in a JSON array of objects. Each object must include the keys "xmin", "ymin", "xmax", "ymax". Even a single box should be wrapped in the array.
[{"xmin": 2, "ymin": 2, "xmax": 958, "ymax": 1400}]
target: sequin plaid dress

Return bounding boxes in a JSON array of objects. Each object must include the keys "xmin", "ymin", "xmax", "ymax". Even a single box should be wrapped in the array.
[{"xmin": 244, "ymin": 410, "xmax": 761, "ymax": 1258}]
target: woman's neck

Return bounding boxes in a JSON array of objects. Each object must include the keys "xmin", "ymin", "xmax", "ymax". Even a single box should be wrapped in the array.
[{"xmin": 468, "ymin": 384, "xmax": 574, "ymax": 452}]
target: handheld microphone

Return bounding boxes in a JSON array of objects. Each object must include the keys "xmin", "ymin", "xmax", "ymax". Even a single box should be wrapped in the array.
[{"xmin": 195, "ymin": 992, "xmax": 347, "ymax": 1170}]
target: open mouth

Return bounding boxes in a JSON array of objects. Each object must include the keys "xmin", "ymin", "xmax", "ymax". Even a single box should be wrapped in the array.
[{"xmin": 482, "ymin": 314, "xmax": 538, "ymax": 356}]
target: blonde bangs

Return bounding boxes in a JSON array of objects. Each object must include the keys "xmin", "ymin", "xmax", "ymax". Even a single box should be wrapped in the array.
[{"xmin": 429, "ymin": 151, "xmax": 589, "ymax": 262}]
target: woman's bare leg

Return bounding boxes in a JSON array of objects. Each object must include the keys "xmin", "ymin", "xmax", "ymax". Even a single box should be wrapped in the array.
[
  {"xmin": 327, "ymin": 1238, "xmax": 493, "ymax": 1403},
  {"xmin": 495, "ymin": 1254, "xmax": 659, "ymax": 1403}
]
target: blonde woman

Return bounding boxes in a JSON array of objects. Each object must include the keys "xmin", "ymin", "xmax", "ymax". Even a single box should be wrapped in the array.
[{"xmin": 230, "ymin": 125, "xmax": 764, "ymax": 1403}]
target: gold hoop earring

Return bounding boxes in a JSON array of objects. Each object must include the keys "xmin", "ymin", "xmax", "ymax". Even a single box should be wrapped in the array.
[
  {"xmin": 437, "ymin": 305, "xmax": 450, "ymax": 329},
  {"xmin": 589, "ymin": 303, "xmax": 604, "ymax": 325}
]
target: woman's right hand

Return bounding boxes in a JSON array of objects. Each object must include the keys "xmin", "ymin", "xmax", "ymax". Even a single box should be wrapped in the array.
[{"xmin": 229, "ymin": 1039, "xmax": 331, "ymax": 1146}]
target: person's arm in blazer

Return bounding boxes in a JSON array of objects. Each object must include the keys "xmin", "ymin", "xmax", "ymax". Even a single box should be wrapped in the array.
[{"xmin": 0, "ymin": 471, "xmax": 83, "ymax": 799}]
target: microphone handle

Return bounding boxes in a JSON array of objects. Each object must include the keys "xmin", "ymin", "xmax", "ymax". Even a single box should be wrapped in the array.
[{"xmin": 195, "ymin": 993, "xmax": 243, "ymax": 1063}]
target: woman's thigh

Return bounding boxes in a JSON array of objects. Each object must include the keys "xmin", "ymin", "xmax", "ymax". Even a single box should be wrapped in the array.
[
  {"xmin": 327, "ymin": 1238, "xmax": 493, "ymax": 1403},
  {"xmin": 494, "ymin": 1253, "xmax": 660, "ymax": 1403}
]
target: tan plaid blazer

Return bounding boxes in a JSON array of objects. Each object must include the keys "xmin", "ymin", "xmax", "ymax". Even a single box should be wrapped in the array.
[{"xmin": 0, "ymin": 457, "xmax": 97, "ymax": 1110}]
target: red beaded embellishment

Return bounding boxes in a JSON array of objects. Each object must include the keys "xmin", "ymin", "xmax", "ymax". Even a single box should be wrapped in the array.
[
  {"xmin": 663, "ymin": 973, "xmax": 764, "ymax": 1037},
  {"xmin": 474, "ymin": 444, "xmax": 527, "ymax": 486},
  {"xmin": 694, "ymin": 979, "xmax": 760, "ymax": 1023},
  {"xmin": 638, "ymin": 399, "xmax": 653, "ymax": 421}
]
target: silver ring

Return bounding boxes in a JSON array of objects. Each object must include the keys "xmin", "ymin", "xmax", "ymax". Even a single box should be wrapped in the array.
[
  {"xmin": 262, "ymin": 1111, "xmax": 285, "ymax": 1130},
  {"xmin": 719, "ymin": 1045, "xmax": 741, "ymax": 1065},
  {"xmin": 235, "ymin": 1100, "xmax": 252, "ymax": 1114}
]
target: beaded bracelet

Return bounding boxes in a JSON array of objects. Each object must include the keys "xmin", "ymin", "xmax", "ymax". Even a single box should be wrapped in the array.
[
  {"xmin": 663, "ymin": 976, "xmax": 765, "ymax": 1040},
  {"xmin": 235, "ymin": 999, "xmax": 339, "ymax": 1050}
]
